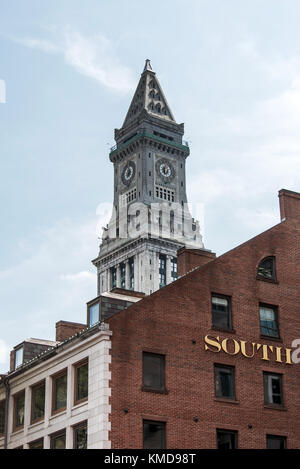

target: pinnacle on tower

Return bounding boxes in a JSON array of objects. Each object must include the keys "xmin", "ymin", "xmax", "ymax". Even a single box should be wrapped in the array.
[{"xmin": 122, "ymin": 59, "xmax": 176, "ymax": 128}]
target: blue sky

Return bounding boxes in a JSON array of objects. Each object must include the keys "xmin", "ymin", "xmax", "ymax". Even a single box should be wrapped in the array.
[{"xmin": 1, "ymin": 0, "xmax": 300, "ymax": 372}]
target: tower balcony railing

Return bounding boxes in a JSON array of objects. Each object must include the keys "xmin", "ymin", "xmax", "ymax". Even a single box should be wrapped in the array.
[{"xmin": 109, "ymin": 131, "xmax": 189, "ymax": 156}]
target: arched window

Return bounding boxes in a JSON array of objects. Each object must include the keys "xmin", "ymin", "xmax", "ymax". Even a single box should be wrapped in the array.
[
  {"xmin": 257, "ymin": 256, "xmax": 276, "ymax": 282},
  {"xmin": 156, "ymin": 103, "xmax": 161, "ymax": 113}
]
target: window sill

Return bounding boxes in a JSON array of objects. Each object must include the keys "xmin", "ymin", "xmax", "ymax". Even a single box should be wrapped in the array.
[
  {"xmin": 214, "ymin": 398, "xmax": 239, "ymax": 405},
  {"xmin": 256, "ymin": 276, "xmax": 278, "ymax": 284},
  {"xmin": 72, "ymin": 399, "xmax": 88, "ymax": 411},
  {"xmin": 260, "ymin": 335, "xmax": 283, "ymax": 343},
  {"xmin": 11, "ymin": 427, "xmax": 24, "ymax": 436},
  {"xmin": 141, "ymin": 386, "xmax": 169, "ymax": 395},
  {"xmin": 211, "ymin": 326, "xmax": 236, "ymax": 334},
  {"xmin": 50, "ymin": 409, "xmax": 67, "ymax": 420},
  {"xmin": 264, "ymin": 404, "xmax": 287, "ymax": 411},
  {"xmin": 28, "ymin": 419, "xmax": 44, "ymax": 429}
]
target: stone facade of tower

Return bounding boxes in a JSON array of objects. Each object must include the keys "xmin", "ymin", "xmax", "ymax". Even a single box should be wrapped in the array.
[{"xmin": 92, "ymin": 60, "xmax": 205, "ymax": 296}]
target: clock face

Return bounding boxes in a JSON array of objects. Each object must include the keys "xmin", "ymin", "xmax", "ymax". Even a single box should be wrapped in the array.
[
  {"xmin": 156, "ymin": 158, "xmax": 175, "ymax": 181},
  {"xmin": 121, "ymin": 161, "xmax": 136, "ymax": 186}
]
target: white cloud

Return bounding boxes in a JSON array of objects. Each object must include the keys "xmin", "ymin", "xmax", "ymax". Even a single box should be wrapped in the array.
[
  {"xmin": 0, "ymin": 340, "xmax": 10, "ymax": 366},
  {"xmin": 0, "ymin": 211, "xmax": 110, "ymax": 373},
  {"xmin": 9, "ymin": 29, "xmax": 135, "ymax": 93},
  {"xmin": 60, "ymin": 271, "xmax": 95, "ymax": 282}
]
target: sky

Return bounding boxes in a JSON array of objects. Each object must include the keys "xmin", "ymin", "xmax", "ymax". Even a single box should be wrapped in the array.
[{"xmin": 1, "ymin": 0, "xmax": 300, "ymax": 373}]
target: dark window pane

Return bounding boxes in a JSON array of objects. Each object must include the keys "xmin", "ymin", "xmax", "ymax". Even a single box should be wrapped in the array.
[
  {"xmin": 212, "ymin": 296, "xmax": 231, "ymax": 329},
  {"xmin": 257, "ymin": 257, "xmax": 276, "ymax": 281},
  {"xmin": 74, "ymin": 423, "xmax": 87, "ymax": 449},
  {"xmin": 143, "ymin": 420, "xmax": 166, "ymax": 449},
  {"xmin": 217, "ymin": 430, "xmax": 237, "ymax": 449},
  {"xmin": 15, "ymin": 393, "xmax": 25, "ymax": 428},
  {"xmin": 215, "ymin": 366, "xmax": 235, "ymax": 399},
  {"xmin": 129, "ymin": 258, "xmax": 134, "ymax": 290},
  {"xmin": 0, "ymin": 401, "xmax": 5, "ymax": 435},
  {"xmin": 54, "ymin": 373, "xmax": 67, "ymax": 411},
  {"xmin": 32, "ymin": 383, "xmax": 45, "ymax": 422},
  {"xmin": 264, "ymin": 373, "xmax": 283, "ymax": 406},
  {"xmin": 143, "ymin": 353, "xmax": 165, "ymax": 390},
  {"xmin": 76, "ymin": 363, "xmax": 88, "ymax": 402},
  {"xmin": 51, "ymin": 433, "xmax": 66, "ymax": 449},
  {"xmin": 121, "ymin": 263, "xmax": 126, "ymax": 289},
  {"xmin": 29, "ymin": 439, "xmax": 44, "ymax": 449},
  {"xmin": 111, "ymin": 268, "xmax": 117, "ymax": 289},
  {"xmin": 267, "ymin": 435, "xmax": 286, "ymax": 449},
  {"xmin": 260, "ymin": 305, "xmax": 279, "ymax": 338}
]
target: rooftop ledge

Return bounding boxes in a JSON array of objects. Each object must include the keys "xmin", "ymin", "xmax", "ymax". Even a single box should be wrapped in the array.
[{"xmin": 109, "ymin": 131, "xmax": 189, "ymax": 157}]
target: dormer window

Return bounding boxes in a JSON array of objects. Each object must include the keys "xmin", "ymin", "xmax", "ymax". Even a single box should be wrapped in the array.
[
  {"xmin": 257, "ymin": 256, "xmax": 277, "ymax": 282},
  {"xmin": 15, "ymin": 346, "xmax": 24, "ymax": 369}
]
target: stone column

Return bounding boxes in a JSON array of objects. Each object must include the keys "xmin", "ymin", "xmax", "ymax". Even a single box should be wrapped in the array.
[
  {"xmin": 105, "ymin": 269, "xmax": 109, "ymax": 293},
  {"xmin": 116, "ymin": 264, "xmax": 121, "ymax": 289},
  {"xmin": 134, "ymin": 254, "xmax": 139, "ymax": 292},
  {"xmin": 166, "ymin": 255, "xmax": 172, "ymax": 285},
  {"xmin": 153, "ymin": 251, "xmax": 160, "ymax": 292},
  {"xmin": 125, "ymin": 260, "xmax": 130, "ymax": 290}
]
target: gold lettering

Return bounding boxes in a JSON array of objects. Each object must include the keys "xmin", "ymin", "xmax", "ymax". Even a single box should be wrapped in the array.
[
  {"xmin": 204, "ymin": 335, "xmax": 221, "ymax": 353},
  {"xmin": 261, "ymin": 344, "xmax": 274, "ymax": 361},
  {"xmin": 221, "ymin": 338, "xmax": 240, "ymax": 355},
  {"xmin": 276, "ymin": 347, "xmax": 292, "ymax": 365},
  {"xmin": 240, "ymin": 340, "xmax": 256, "ymax": 358}
]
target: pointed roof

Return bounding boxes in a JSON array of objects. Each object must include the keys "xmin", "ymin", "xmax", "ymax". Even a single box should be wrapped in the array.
[{"xmin": 122, "ymin": 60, "xmax": 176, "ymax": 128}]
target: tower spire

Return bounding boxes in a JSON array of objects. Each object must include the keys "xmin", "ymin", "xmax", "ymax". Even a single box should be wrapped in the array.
[
  {"xmin": 143, "ymin": 59, "xmax": 153, "ymax": 72},
  {"xmin": 121, "ymin": 59, "xmax": 175, "ymax": 128}
]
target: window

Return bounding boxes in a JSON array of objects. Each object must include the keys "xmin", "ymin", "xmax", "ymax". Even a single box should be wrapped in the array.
[
  {"xmin": 259, "ymin": 304, "xmax": 279, "ymax": 338},
  {"xmin": 51, "ymin": 430, "xmax": 66, "ymax": 449},
  {"xmin": 171, "ymin": 258, "xmax": 177, "ymax": 281},
  {"xmin": 74, "ymin": 421, "xmax": 88, "ymax": 449},
  {"xmin": 129, "ymin": 257, "xmax": 134, "ymax": 291},
  {"xmin": 120, "ymin": 188, "xmax": 137, "ymax": 207},
  {"xmin": 89, "ymin": 302, "xmax": 99, "ymax": 327},
  {"xmin": 257, "ymin": 256, "xmax": 276, "ymax": 281},
  {"xmin": 52, "ymin": 370, "xmax": 67, "ymax": 414},
  {"xmin": 143, "ymin": 420, "xmax": 166, "ymax": 449},
  {"xmin": 212, "ymin": 295, "xmax": 232, "ymax": 330},
  {"xmin": 29, "ymin": 439, "xmax": 44, "ymax": 449},
  {"xmin": 155, "ymin": 185, "xmax": 175, "ymax": 202},
  {"xmin": 74, "ymin": 360, "xmax": 88, "ymax": 405},
  {"xmin": 14, "ymin": 391, "xmax": 25, "ymax": 431},
  {"xmin": 31, "ymin": 381, "xmax": 45, "ymax": 423},
  {"xmin": 15, "ymin": 346, "xmax": 24, "ymax": 369},
  {"xmin": 111, "ymin": 267, "xmax": 117, "ymax": 289},
  {"xmin": 266, "ymin": 435, "xmax": 286, "ymax": 449},
  {"xmin": 214, "ymin": 365, "xmax": 235, "ymax": 400},
  {"xmin": 143, "ymin": 352, "xmax": 165, "ymax": 392},
  {"xmin": 159, "ymin": 254, "xmax": 166, "ymax": 288},
  {"xmin": 217, "ymin": 429, "xmax": 238, "ymax": 449},
  {"xmin": 0, "ymin": 400, "xmax": 5, "ymax": 436},
  {"xmin": 120, "ymin": 263, "xmax": 126, "ymax": 289},
  {"xmin": 264, "ymin": 372, "xmax": 283, "ymax": 406}
]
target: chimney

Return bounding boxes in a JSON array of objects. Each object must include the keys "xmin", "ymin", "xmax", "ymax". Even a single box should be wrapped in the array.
[
  {"xmin": 279, "ymin": 189, "xmax": 300, "ymax": 221},
  {"xmin": 55, "ymin": 321, "xmax": 87, "ymax": 342},
  {"xmin": 177, "ymin": 247, "xmax": 216, "ymax": 277}
]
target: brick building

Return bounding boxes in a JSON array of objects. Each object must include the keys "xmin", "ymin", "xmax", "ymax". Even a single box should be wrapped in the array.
[
  {"xmin": 1, "ymin": 188, "xmax": 300, "ymax": 449},
  {"xmin": 0, "ymin": 61, "xmax": 300, "ymax": 449}
]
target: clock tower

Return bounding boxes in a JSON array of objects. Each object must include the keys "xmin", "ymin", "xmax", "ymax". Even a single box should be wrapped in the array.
[{"xmin": 92, "ymin": 60, "xmax": 205, "ymax": 295}]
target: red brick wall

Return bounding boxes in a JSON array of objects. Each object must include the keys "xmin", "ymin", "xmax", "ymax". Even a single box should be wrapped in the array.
[
  {"xmin": 107, "ymin": 216, "xmax": 300, "ymax": 449},
  {"xmin": 177, "ymin": 248, "xmax": 216, "ymax": 277},
  {"xmin": 55, "ymin": 321, "xmax": 86, "ymax": 342}
]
